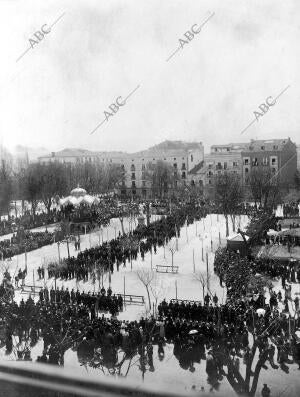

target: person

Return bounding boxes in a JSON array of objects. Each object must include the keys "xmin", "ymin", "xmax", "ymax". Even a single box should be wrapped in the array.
[
  {"xmin": 213, "ymin": 293, "xmax": 218, "ymax": 305},
  {"xmin": 261, "ymin": 383, "xmax": 270, "ymax": 397},
  {"xmin": 204, "ymin": 293, "xmax": 211, "ymax": 306}
]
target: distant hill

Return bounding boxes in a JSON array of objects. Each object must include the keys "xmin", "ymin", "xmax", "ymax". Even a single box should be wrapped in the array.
[
  {"xmin": 132, "ymin": 140, "xmax": 203, "ymax": 156},
  {"xmin": 146, "ymin": 140, "xmax": 202, "ymax": 151},
  {"xmin": 14, "ymin": 145, "xmax": 49, "ymax": 161}
]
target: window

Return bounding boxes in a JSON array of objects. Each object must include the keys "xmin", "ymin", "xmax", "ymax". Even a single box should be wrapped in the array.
[
  {"xmin": 224, "ymin": 162, "xmax": 227, "ymax": 170},
  {"xmin": 261, "ymin": 146, "xmax": 265, "ymax": 150},
  {"xmin": 233, "ymin": 161, "xmax": 238, "ymax": 167},
  {"xmin": 131, "ymin": 181, "xmax": 136, "ymax": 188},
  {"xmin": 244, "ymin": 159, "xmax": 249, "ymax": 165},
  {"xmin": 227, "ymin": 148, "xmax": 230, "ymax": 152},
  {"xmin": 142, "ymin": 181, "xmax": 146, "ymax": 187},
  {"xmin": 182, "ymin": 171, "xmax": 186, "ymax": 179},
  {"xmin": 142, "ymin": 164, "xmax": 145, "ymax": 170},
  {"xmin": 272, "ymin": 168, "xmax": 276, "ymax": 173},
  {"xmin": 173, "ymin": 163, "xmax": 177, "ymax": 169},
  {"xmin": 174, "ymin": 158, "xmax": 176, "ymax": 160},
  {"xmin": 245, "ymin": 167, "xmax": 249, "ymax": 173},
  {"xmin": 132, "ymin": 189, "xmax": 136, "ymax": 195},
  {"xmin": 131, "ymin": 173, "xmax": 135, "ymax": 180},
  {"xmin": 208, "ymin": 179, "xmax": 212, "ymax": 185},
  {"xmin": 190, "ymin": 155, "xmax": 193, "ymax": 162},
  {"xmin": 199, "ymin": 180, "xmax": 203, "ymax": 186},
  {"xmin": 271, "ymin": 158, "xmax": 276, "ymax": 165},
  {"xmin": 273, "ymin": 145, "xmax": 278, "ymax": 150},
  {"xmin": 182, "ymin": 163, "xmax": 186, "ymax": 170},
  {"xmin": 214, "ymin": 148, "xmax": 217, "ymax": 152},
  {"xmin": 131, "ymin": 164, "xmax": 135, "ymax": 171}
]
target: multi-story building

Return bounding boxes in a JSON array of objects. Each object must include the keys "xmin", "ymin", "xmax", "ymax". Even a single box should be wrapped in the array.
[
  {"xmin": 38, "ymin": 141, "xmax": 204, "ymax": 197},
  {"xmin": 241, "ymin": 138, "xmax": 297, "ymax": 188},
  {"xmin": 188, "ymin": 143, "xmax": 246, "ymax": 190}
]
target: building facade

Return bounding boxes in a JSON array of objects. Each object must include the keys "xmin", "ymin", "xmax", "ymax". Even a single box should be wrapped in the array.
[
  {"xmin": 241, "ymin": 138, "xmax": 297, "ymax": 188},
  {"xmin": 188, "ymin": 143, "xmax": 246, "ymax": 191},
  {"xmin": 38, "ymin": 142, "xmax": 204, "ymax": 197}
]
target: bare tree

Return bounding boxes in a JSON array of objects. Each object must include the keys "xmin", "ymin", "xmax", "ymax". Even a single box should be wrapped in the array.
[
  {"xmin": 145, "ymin": 161, "xmax": 178, "ymax": 198},
  {"xmin": 214, "ymin": 172, "xmax": 243, "ymax": 236},
  {"xmin": 193, "ymin": 270, "xmax": 212, "ymax": 301},
  {"xmin": 248, "ymin": 166, "xmax": 280, "ymax": 209},
  {"xmin": 149, "ymin": 275, "xmax": 166, "ymax": 316},
  {"xmin": 168, "ymin": 242, "xmax": 176, "ymax": 271},
  {"xmin": 0, "ymin": 159, "xmax": 13, "ymax": 218},
  {"xmin": 136, "ymin": 269, "xmax": 155, "ymax": 311}
]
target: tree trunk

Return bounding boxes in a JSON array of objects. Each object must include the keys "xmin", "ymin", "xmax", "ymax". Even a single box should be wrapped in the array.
[
  {"xmin": 31, "ymin": 201, "xmax": 37, "ymax": 218},
  {"xmin": 119, "ymin": 217, "xmax": 125, "ymax": 235},
  {"xmin": 225, "ymin": 215, "xmax": 229, "ymax": 237},
  {"xmin": 145, "ymin": 285, "xmax": 151, "ymax": 310},
  {"xmin": 46, "ymin": 199, "xmax": 52, "ymax": 214},
  {"xmin": 231, "ymin": 214, "xmax": 236, "ymax": 232}
]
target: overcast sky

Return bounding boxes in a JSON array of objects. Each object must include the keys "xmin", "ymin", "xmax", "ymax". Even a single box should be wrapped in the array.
[{"xmin": 0, "ymin": 0, "xmax": 299, "ymax": 154}]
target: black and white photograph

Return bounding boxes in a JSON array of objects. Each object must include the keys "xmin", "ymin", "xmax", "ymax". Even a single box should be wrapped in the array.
[{"xmin": 0, "ymin": 0, "xmax": 300, "ymax": 396}]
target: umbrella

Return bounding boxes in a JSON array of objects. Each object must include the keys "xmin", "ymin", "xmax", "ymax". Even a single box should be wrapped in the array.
[
  {"xmin": 188, "ymin": 329, "xmax": 198, "ymax": 335},
  {"xmin": 267, "ymin": 230, "xmax": 279, "ymax": 236},
  {"xmin": 256, "ymin": 308, "xmax": 266, "ymax": 316}
]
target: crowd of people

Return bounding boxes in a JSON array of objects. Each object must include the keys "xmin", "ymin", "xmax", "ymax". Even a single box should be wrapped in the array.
[
  {"xmin": 0, "ymin": 229, "xmax": 60, "ymax": 260},
  {"xmin": 0, "ymin": 209, "xmax": 64, "ymax": 237},
  {"xmin": 0, "ymin": 287, "xmax": 299, "ymax": 395},
  {"xmin": 157, "ymin": 297, "xmax": 300, "ymax": 393},
  {"xmin": 282, "ymin": 203, "xmax": 300, "ymax": 218},
  {"xmin": 1, "ymin": 196, "xmax": 300, "ymax": 395},
  {"xmin": 37, "ymin": 286, "xmax": 123, "ymax": 316},
  {"xmin": 46, "ymin": 203, "xmax": 209, "ymax": 282}
]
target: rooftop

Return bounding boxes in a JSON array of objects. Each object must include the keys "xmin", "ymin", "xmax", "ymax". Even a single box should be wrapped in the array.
[{"xmin": 243, "ymin": 138, "xmax": 292, "ymax": 152}]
